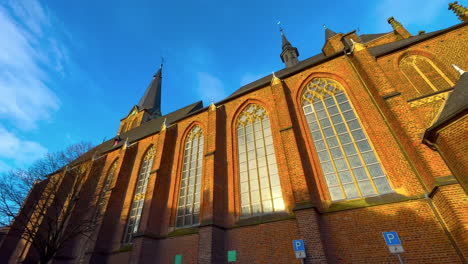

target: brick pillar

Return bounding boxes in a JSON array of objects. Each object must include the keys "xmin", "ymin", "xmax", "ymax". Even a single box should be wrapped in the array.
[
  {"xmin": 295, "ymin": 209, "xmax": 327, "ymax": 264},
  {"xmin": 130, "ymin": 126, "xmax": 177, "ymax": 263},
  {"xmin": 197, "ymin": 104, "xmax": 227, "ymax": 263},
  {"xmin": 198, "ymin": 225, "xmax": 226, "ymax": 264},
  {"xmin": 270, "ymin": 75, "xmax": 312, "ymax": 205}
]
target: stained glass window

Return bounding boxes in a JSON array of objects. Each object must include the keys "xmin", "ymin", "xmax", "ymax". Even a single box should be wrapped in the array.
[
  {"xmin": 301, "ymin": 78, "xmax": 392, "ymax": 201},
  {"xmin": 237, "ymin": 104, "xmax": 284, "ymax": 217},
  {"xmin": 123, "ymin": 146, "xmax": 155, "ymax": 244},
  {"xmin": 176, "ymin": 126, "xmax": 204, "ymax": 228}
]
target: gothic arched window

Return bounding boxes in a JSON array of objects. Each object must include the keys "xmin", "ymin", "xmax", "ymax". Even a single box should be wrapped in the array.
[
  {"xmin": 301, "ymin": 78, "xmax": 392, "ymax": 201},
  {"xmin": 399, "ymin": 55, "xmax": 454, "ymax": 97},
  {"xmin": 97, "ymin": 159, "xmax": 118, "ymax": 211},
  {"xmin": 176, "ymin": 126, "xmax": 204, "ymax": 228},
  {"xmin": 123, "ymin": 146, "xmax": 155, "ymax": 244},
  {"xmin": 237, "ymin": 104, "xmax": 284, "ymax": 217}
]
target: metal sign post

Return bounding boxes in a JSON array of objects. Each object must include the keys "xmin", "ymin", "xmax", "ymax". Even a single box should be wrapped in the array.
[
  {"xmin": 383, "ymin": 231, "xmax": 404, "ymax": 264},
  {"xmin": 292, "ymin": 239, "xmax": 306, "ymax": 263}
]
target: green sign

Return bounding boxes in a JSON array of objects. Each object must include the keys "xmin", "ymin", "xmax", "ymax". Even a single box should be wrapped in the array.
[
  {"xmin": 228, "ymin": 250, "xmax": 237, "ymax": 262},
  {"xmin": 175, "ymin": 254, "xmax": 182, "ymax": 264}
]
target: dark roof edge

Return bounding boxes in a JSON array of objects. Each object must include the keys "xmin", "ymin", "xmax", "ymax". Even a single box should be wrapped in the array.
[
  {"xmin": 97, "ymin": 101, "xmax": 204, "ymax": 156},
  {"xmin": 423, "ymin": 108, "xmax": 468, "ymax": 144},
  {"xmin": 218, "ymin": 51, "xmax": 344, "ymax": 104},
  {"xmin": 373, "ymin": 22, "xmax": 468, "ymax": 58}
]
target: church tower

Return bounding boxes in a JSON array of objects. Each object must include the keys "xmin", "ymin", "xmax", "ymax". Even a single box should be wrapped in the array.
[
  {"xmin": 117, "ymin": 64, "xmax": 163, "ymax": 135},
  {"xmin": 279, "ymin": 28, "xmax": 299, "ymax": 68}
]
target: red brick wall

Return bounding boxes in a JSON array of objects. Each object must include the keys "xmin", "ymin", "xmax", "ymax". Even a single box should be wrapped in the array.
[
  {"xmin": 321, "ymin": 200, "xmax": 462, "ymax": 263},
  {"xmin": 432, "ymin": 184, "xmax": 468, "ymax": 260},
  {"xmin": 436, "ymin": 115, "xmax": 468, "ymax": 192},
  {"xmin": 225, "ymin": 219, "xmax": 302, "ymax": 264}
]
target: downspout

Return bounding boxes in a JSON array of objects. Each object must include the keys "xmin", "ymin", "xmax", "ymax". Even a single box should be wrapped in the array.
[{"xmin": 342, "ymin": 49, "xmax": 465, "ymax": 262}]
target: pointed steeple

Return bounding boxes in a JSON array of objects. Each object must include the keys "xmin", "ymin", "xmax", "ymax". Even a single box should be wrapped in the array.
[
  {"xmin": 138, "ymin": 64, "xmax": 162, "ymax": 117},
  {"xmin": 325, "ymin": 28, "xmax": 337, "ymax": 40},
  {"xmin": 279, "ymin": 26, "xmax": 299, "ymax": 68},
  {"xmin": 449, "ymin": 1, "xmax": 468, "ymax": 21}
]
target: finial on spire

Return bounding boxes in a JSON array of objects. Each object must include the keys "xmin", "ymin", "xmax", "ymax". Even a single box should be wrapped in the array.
[
  {"xmin": 271, "ymin": 72, "xmax": 281, "ymax": 85},
  {"xmin": 209, "ymin": 97, "xmax": 216, "ymax": 111},
  {"xmin": 160, "ymin": 57, "xmax": 164, "ymax": 69},
  {"xmin": 449, "ymin": 1, "xmax": 468, "ymax": 21},
  {"xmin": 452, "ymin": 64, "xmax": 466, "ymax": 75},
  {"xmin": 161, "ymin": 118, "xmax": 167, "ymax": 131},
  {"xmin": 277, "ymin": 21, "xmax": 283, "ymax": 34},
  {"xmin": 323, "ymin": 24, "xmax": 327, "ymax": 29},
  {"xmin": 122, "ymin": 137, "xmax": 129, "ymax": 150}
]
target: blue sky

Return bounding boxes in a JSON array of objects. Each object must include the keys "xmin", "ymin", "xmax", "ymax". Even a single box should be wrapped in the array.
[{"xmin": 0, "ymin": 0, "xmax": 463, "ymax": 172}]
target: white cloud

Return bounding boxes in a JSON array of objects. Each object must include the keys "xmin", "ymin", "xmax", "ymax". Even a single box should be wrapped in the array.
[
  {"xmin": 240, "ymin": 72, "xmax": 266, "ymax": 86},
  {"xmin": 373, "ymin": 0, "xmax": 447, "ymax": 32},
  {"xmin": 0, "ymin": 0, "xmax": 65, "ymax": 130},
  {"xmin": 0, "ymin": 125, "xmax": 47, "ymax": 170},
  {"xmin": 196, "ymin": 72, "xmax": 227, "ymax": 104},
  {"xmin": 0, "ymin": 0, "xmax": 72, "ymax": 171}
]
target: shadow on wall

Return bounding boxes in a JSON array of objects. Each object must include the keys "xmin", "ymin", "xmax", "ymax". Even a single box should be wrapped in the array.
[{"xmin": 320, "ymin": 199, "xmax": 464, "ymax": 264}]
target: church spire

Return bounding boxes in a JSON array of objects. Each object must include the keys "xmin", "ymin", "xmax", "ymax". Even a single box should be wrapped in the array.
[
  {"xmin": 278, "ymin": 24, "xmax": 299, "ymax": 68},
  {"xmin": 324, "ymin": 27, "xmax": 337, "ymax": 40},
  {"xmin": 138, "ymin": 64, "xmax": 162, "ymax": 117},
  {"xmin": 449, "ymin": 1, "xmax": 468, "ymax": 21}
]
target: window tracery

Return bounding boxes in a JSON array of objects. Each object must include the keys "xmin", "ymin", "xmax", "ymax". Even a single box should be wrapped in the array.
[
  {"xmin": 399, "ymin": 55, "xmax": 453, "ymax": 96},
  {"xmin": 175, "ymin": 126, "xmax": 204, "ymax": 228},
  {"xmin": 301, "ymin": 78, "xmax": 392, "ymax": 201},
  {"xmin": 123, "ymin": 146, "xmax": 155, "ymax": 244},
  {"xmin": 237, "ymin": 104, "xmax": 284, "ymax": 217}
]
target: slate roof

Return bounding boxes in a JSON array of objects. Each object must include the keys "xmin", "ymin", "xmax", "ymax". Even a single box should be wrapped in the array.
[
  {"xmin": 227, "ymin": 52, "xmax": 330, "ymax": 99},
  {"xmin": 138, "ymin": 67, "xmax": 162, "ymax": 116},
  {"xmin": 325, "ymin": 28, "xmax": 338, "ymax": 39},
  {"xmin": 369, "ymin": 22, "xmax": 467, "ymax": 57},
  {"xmin": 359, "ymin": 33, "xmax": 388, "ymax": 43},
  {"xmin": 97, "ymin": 101, "xmax": 203, "ymax": 155},
  {"xmin": 426, "ymin": 72, "xmax": 468, "ymax": 135}
]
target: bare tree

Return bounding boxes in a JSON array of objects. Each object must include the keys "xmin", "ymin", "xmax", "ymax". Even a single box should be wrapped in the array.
[{"xmin": 0, "ymin": 142, "xmax": 100, "ymax": 264}]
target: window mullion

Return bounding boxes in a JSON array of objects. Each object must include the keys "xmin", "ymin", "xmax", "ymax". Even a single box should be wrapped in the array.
[
  {"xmin": 327, "ymin": 95, "xmax": 363, "ymax": 198},
  {"xmin": 261, "ymin": 117, "xmax": 274, "ymax": 212},
  {"xmin": 311, "ymin": 100, "xmax": 347, "ymax": 200},
  {"xmin": 252, "ymin": 118, "xmax": 263, "ymax": 215},
  {"xmin": 242, "ymin": 124, "xmax": 252, "ymax": 217},
  {"xmin": 412, "ymin": 62, "xmax": 438, "ymax": 92},
  {"xmin": 334, "ymin": 95, "xmax": 379, "ymax": 195}
]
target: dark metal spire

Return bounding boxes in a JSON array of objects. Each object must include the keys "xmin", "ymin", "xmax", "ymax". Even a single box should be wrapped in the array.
[
  {"xmin": 325, "ymin": 27, "xmax": 338, "ymax": 40},
  {"xmin": 138, "ymin": 64, "xmax": 162, "ymax": 117},
  {"xmin": 278, "ymin": 22, "xmax": 299, "ymax": 68}
]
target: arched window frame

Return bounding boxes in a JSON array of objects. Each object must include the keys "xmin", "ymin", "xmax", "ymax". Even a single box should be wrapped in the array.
[
  {"xmin": 399, "ymin": 54, "xmax": 454, "ymax": 97},
  {"xmin": 123, "ymin": 146, "xmax": 155, "ymax": 244},
  {"xmin": 235, "ymin": 103, "xmax": 285, "ymax": 218},
  {"xmin": 97, "ymin": 158, "xmax": 119, "ymax": 212},
  {"xmin": 299, "ymin": 77, "xmax": 393, "ymax": 201},
  {"xmin": 175, "ymin": 125, "xmax": 204, "ymax": 228}
]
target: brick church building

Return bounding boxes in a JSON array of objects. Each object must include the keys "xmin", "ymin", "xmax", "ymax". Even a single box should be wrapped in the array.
[{"xmin": 1, "ymin": 2, "xmax": 467, "ymax": 263}]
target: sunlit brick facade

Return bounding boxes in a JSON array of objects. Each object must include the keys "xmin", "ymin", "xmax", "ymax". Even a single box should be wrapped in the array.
[{"xmin": 1, "ymin": 6, "xmax": 467, "ymax": 264}]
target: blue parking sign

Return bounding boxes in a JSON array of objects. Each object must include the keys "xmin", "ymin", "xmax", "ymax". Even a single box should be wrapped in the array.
[
  {"xmin": 292, "ymin": 239, "xmax": 305, "ymax": 252},
  {"xmin": 383, "ymin": 231, "xmax": 402, "ymax": 246}
]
